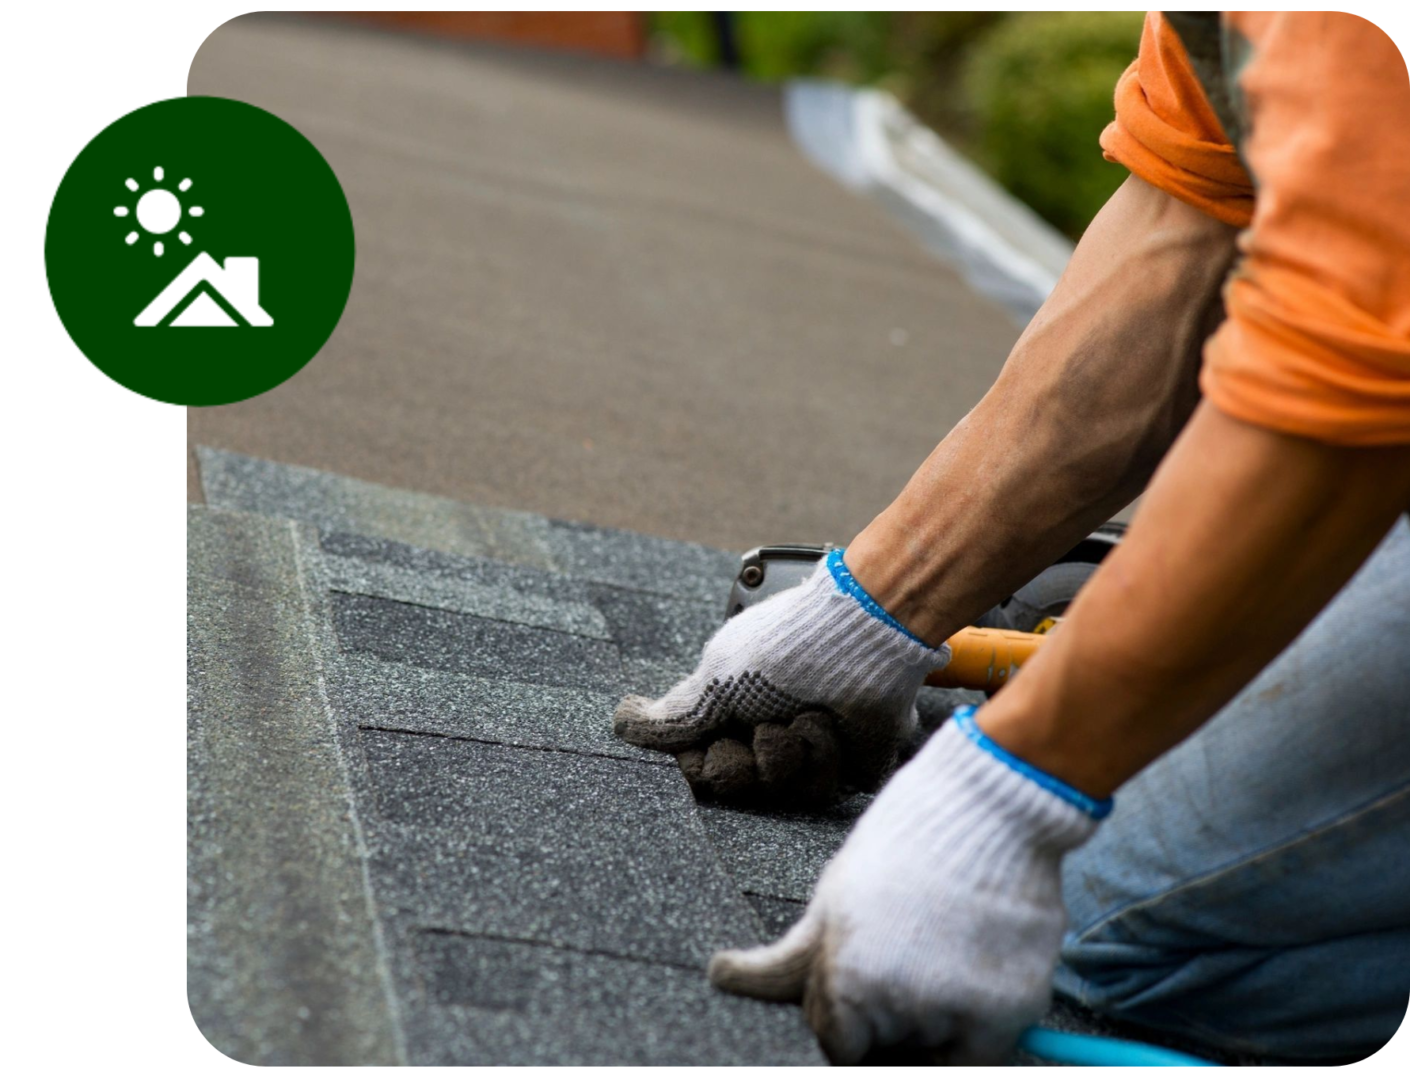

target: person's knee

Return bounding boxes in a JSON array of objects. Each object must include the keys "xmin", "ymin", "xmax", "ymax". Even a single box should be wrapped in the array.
[
  {"xmin": 1056, "ymin": 925, "xmax": 1410, "ymax": 1061},
  {"xmin": 1056, "ymin": 931, "xmax": 1190, "ymax": 1018}
]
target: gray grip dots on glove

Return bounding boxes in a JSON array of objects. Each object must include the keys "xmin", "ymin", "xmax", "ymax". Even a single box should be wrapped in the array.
[{"xmin": 612, "ymin": 556, "xmax": 949, "ymax": 806}]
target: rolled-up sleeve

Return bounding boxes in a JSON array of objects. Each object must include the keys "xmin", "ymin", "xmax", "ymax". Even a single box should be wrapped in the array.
[
  {"xmin": 1103, "ymin": 12, "xmax": 1410, "ymax": 446},
  {"xmin": 1099, "ymin": 13, "xmax": 1254, "ymax": 228},
  {"xmin": 1200, "ymin": 12, "xmax": 1410, "ymax": 446}
]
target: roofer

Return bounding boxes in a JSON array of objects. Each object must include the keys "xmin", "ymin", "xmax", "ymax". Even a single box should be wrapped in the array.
[{"xmin": 613, "ymin": 12, "xmax": 1410, "ymax": 1064}]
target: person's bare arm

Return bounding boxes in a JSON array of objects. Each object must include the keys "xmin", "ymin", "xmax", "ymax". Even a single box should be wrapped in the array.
[
  {"xmin": 979, "ymin": 401, "xmax": 1410, "ymax": 796},
  {"xmin": 703, "ymin": 402, "xmax": 1410, "ymax": 1064},
  {"xmin": 847, "ymin": 174, "xmax": 1238, "ymax": 644},
  {"xmin": 614, "ymin": 175, "xmax": 1243, "ymax": 805}
]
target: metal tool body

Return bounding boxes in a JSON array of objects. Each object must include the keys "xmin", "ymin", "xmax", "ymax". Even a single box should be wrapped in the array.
[{"xmin": 725, "ymin": 525, "xmax": 1124, "ymax": 693}]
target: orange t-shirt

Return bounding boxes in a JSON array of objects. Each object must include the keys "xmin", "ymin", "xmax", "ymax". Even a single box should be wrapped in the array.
[{"xmin": 1101, "ymin": 12, "xmax": 1410, "ymax": 446}]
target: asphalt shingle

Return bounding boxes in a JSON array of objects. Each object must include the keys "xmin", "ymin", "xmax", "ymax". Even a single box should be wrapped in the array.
[
  {"xmin": 330, "ymin": 592, "xmax": 625, "ymax": 691},
  {"xmin": 177, "ymin": 8, "xmax": 1151, "ymax": 1059},
  {"xmin": 399, "ymin": 932, "xmax": 823, "ymax": 1065},
  {"xmin": 357, "ymin": 729, "xmax": 760, "ymax": 968},
  {"xmin": 190, "ymin": 495, "xmax": 831, "ymax": 1063},
  {"xmin": 586, "ymin": 582, "xmax": 722, "ymax": 664},
  {"xmin": 697, "ymin": 796, "xmax": 872, "ymax": 902},
  {"xmin": 323, "ymin": 553, "xmax": 612, "ymax": 641},
  {"xmin": 747, "ymin": 895, "xmax": 809, "ymax": 939},
  {"xmin": 328, "ymin": 653, "xmax": 659, "ymax": 762},
  {"xmin": 190, "ymin": 461, "xmax": 1216, "ymax": 1064},
  {"xmin": 541, "ymin": 518, "xmax": 740, "ymax": 604},
  {"xmin": 188, "ymin": 500, "xmax": 305, "ymax": 590},
  {"xmin": 201, "ymin": 448, "xmax": 743, "ymax": 603},
  {"xmin": 187, "ymin": 508, "xmax": 404, "ymax": 1065},
  {"xmin": 198, "ymin": 446, "xmax": 560, "ymax": 567},
  {"xmin": 620, "ymin": 656, "xmax": 714, "ymax": 699},
  {"xmin": 188, "ymin": 462, "xmax": 1015, "ymax": 1066},
  {"xmin": 321, "ymin": 529, "xmax": 614, "ymax": 637}
]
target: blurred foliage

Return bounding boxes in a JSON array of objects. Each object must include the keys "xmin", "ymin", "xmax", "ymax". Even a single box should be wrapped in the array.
[
  {"xmin": 648, "ymin": 11, "xmax": 1144, "ymax": 239},
  {"xmin": 962, "ymin": 12, "xmax": 1144, "ymax": 237},
  {"xmin": 652, "ymin": 11, "xmax": 889, "ymax": 81}
]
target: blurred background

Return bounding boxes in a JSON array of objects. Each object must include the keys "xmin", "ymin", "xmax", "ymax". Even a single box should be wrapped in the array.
[
  {"xmin": 336, "ymin": 10, "xmax": 1144, "ymax": 240},
  {"xmin": 189, "ymin": 11, "xmax": 1147, "ymax": 551},
  {"xmin": 186, "ymin": 25, "xmax": 1164, "ymax": 1057}
]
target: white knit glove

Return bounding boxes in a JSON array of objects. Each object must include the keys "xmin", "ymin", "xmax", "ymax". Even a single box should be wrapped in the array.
[
  {"xmin": 708, "ymin": 706, "xmax": 1109, "ymax": 1064},
  {"xmin": 613, "ymin": 552, "xmax": 950, "ymax": 806}
]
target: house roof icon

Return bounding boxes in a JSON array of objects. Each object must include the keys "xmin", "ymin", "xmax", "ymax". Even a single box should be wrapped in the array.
[{"xmin": 134, "ymin": 252, "xmax": 274, "ymax": 327}]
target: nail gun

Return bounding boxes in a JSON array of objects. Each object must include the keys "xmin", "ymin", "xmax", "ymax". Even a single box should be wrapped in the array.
[{"xmin": 723, "ymin": 524, "xmax": 1124, "ymax": 694}]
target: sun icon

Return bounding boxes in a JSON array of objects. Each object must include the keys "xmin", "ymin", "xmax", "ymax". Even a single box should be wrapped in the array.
[{"xmin": 114, "ymin": 166, "xmax": 204, "ymax": 257}]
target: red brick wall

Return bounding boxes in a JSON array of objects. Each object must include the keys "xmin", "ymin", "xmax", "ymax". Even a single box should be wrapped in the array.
[{"xmin": 327, "ymin": 11, "xmax": 647, "ymax": 59}]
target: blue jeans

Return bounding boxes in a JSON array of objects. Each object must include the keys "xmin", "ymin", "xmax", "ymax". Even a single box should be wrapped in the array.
[{"xmin": 1054, "ymin": 516, "xmax": 1410, "ymax": 1061}]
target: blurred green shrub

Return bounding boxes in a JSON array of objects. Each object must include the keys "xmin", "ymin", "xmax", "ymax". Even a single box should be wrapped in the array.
[
  {"xmin": 651, "ymin": 11, "xmax": 718, "ymax": 68},
  {"xmin": 650, "ymin": 11, "xmax": 894, "ymax": 82},
  {"xmin": 735, "ymin": 11, "xmax": 894, "ymax": 82},
  {"xmin": 648, "ymin": 11, "xmax": 1144, "ymax": 240},
  {"xmin": 962, "ymin": 12, "xmax": 1144, "ymax": 238}
]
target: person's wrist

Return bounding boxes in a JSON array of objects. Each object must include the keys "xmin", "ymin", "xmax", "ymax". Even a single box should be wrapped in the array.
[
  {"xmin": 871, "ymin": 706, "xmax": 1103, "ymax": 867},
  {"xmin": 821, "ymin": 550, "xmax": 950, "ymax": 682},
  {"xmin": 824, "ymin": 550, "xmax": 929, "ymax": 648},
  {"xmin": 950, "ymin": 704, "xmax": 1113, "ymax": 821},
  {"xmin": 973, "ymin": 675, "xmax": 1127, "ymax": 800},
  {"xmin": 841, "ymin": 521, "xmax": 954, "ymax": 648}
]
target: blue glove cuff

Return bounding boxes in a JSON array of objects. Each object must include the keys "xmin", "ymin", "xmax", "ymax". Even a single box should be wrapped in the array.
[
  {"xmin": 952, "ymin": 705, "xmax": 1114, "ymax": 820},
  {"xmin": 827, "ymin": 548, "xmax": 933, "ymax": 647}
]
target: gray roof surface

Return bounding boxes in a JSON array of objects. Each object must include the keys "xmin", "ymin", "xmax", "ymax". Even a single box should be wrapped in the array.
[
  {"xmin": 182, "ymin": 16, "xmax": 1168, "ymax": 1063},
  {"xmin": 190, "ymin": 448, "xmax": 1241, "ymax": 1064},
  {"xmin": 186, "ymin": 14, "xmax": 1020, "ymax": 551},
  {"xmin": 190, "ymin": 449, "xmax": 834, "ymax": 1064}
]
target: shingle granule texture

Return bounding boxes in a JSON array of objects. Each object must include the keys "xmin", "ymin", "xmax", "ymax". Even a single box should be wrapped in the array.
[{"xmin": 192, "ymin": 453, "xmax": 1200, "ymax": 1064}]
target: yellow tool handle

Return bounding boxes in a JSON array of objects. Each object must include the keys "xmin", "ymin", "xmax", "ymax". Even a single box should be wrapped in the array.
[{"xmin": 924, "ymin": 626, "xmax": 1046, "ymax": 694}]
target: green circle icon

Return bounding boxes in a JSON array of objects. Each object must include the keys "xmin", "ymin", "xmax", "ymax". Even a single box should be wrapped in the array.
[{"xmin": 46, "ymin": 96, "xmax": 355, "ymax": 406}]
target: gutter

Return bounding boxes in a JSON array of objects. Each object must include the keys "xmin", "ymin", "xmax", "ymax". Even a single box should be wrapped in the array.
[{"xmin": 784, "ymin": 80, "xmax": 1073, "ymax": 325}]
